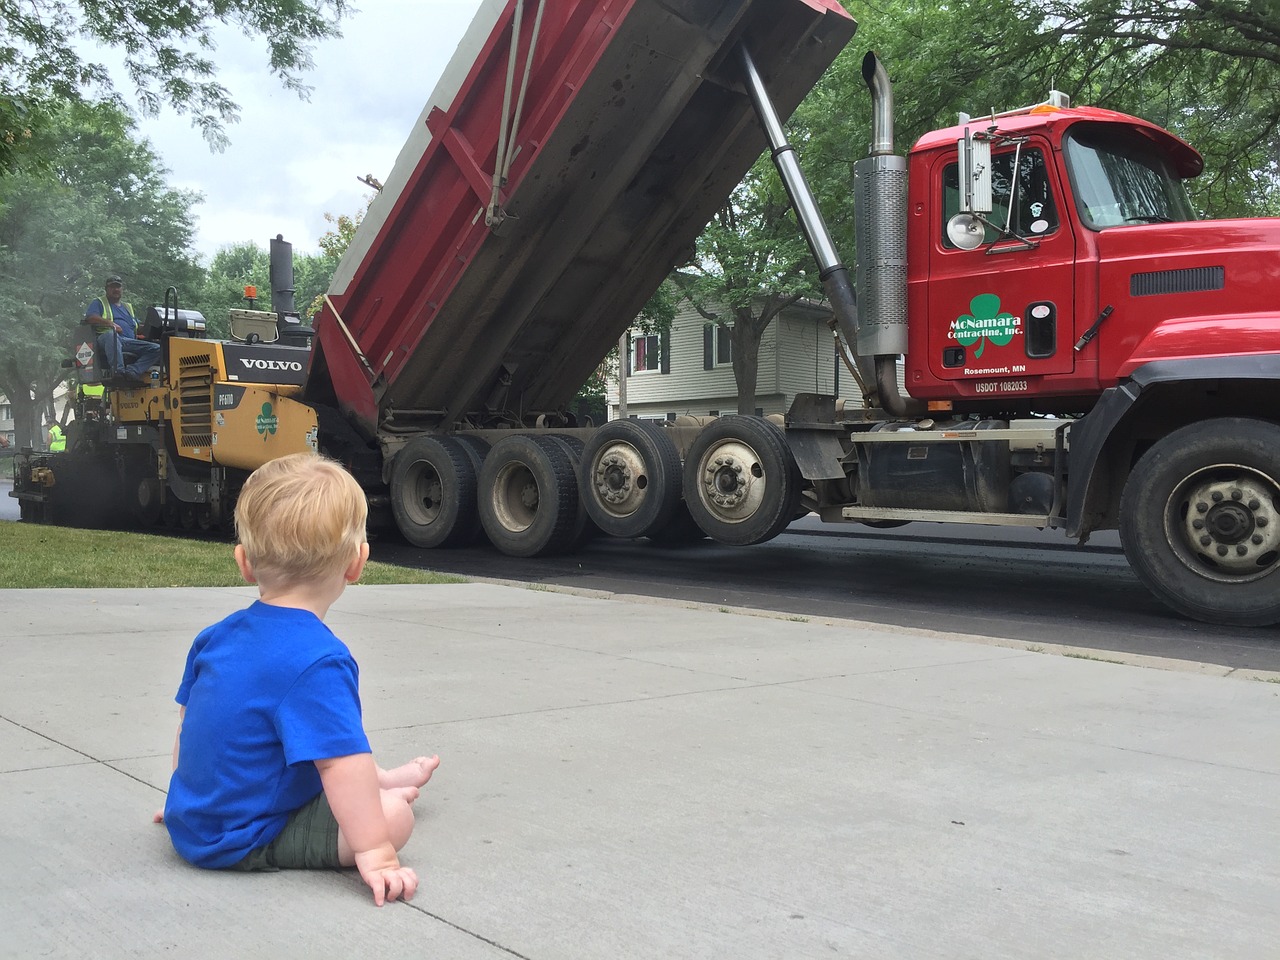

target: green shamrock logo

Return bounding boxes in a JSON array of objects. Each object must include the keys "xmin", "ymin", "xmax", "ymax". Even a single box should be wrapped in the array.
[
  {"xmin": 255, "ymin": 402, "xmax": 279, "ymax": 439},
  {"xmin": 952, "ymin": 293, "xmax": 1018, "ymax": 358}
]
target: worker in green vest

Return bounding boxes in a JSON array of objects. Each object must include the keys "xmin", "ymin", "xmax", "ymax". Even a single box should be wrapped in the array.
[
  {"xmin": 85, "ymin": 275, "xmax": 161, "ymax": 381},
  {"xmin": 47, "ymin": 421, "xmax": 66, "ymax": 452}
]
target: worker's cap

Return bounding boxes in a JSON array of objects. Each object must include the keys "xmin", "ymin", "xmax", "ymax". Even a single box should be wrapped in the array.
[{"xmin": 105, "ymin": 275, "xmax": 123, "ymax": 286}]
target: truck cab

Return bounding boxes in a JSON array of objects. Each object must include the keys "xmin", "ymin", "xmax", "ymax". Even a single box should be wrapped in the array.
[{"xmin": 903, "ymin": 105, "xmax": 1280, "ymax": 413}]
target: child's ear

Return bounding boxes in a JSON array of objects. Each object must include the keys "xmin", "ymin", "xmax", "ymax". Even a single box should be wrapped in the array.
[
  {"xmin": 345, "ymin": 542, "xmax": 370, "ymax": 584},
  {"xmin": 234, "ymin": 544, "xmax": 257, "ymax": 584}
]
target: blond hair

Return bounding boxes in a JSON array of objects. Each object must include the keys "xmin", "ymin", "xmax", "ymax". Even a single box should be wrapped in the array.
[{"xmin": 234, "ymin": 453, "xmax": 368, "ymax": 586}]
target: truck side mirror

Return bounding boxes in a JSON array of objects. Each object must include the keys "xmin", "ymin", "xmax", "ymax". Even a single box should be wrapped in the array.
[
  {"xmin": 947, "ymin": 126, "xmax": 992, "ymax": 250},
  {"xmin": 957, "ymin": 127, "xmax": 992, "ymax": 215},
  {"xmin": 946, "ymin": 213, "xmax": 985, "ymax": 250}
]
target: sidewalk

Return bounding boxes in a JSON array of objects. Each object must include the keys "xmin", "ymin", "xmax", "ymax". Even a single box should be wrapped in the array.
[{"xmin": 1, "ymin": 583, "xmax": 1276, "ymax": 959}]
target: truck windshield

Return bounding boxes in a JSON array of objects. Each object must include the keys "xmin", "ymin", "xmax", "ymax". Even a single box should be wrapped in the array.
[{"xmin": 1064, "ymin": 124, "xmax": 1196, "ymax": 229}]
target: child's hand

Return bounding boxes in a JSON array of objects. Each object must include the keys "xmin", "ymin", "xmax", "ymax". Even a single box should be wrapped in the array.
[
  {"xmin": 152, "ymin": 809, "xmax": 164, "ymax": 824},
  {"xmin": 354, "ymin": 844, "xmax": 418, "ymax": 906}
]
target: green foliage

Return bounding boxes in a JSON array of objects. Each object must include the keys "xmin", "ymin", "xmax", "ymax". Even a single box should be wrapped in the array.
[
  {"xmin": 194, "ymin": 241, "xmax": 269, "ymax": 338},
  {"xmin": 817, "ymin": 0, "xmax": 1280, "ymax": 219},
  {"xmin": 680, "ymin": 159, "xmax": 817, "ymax": 413},
  {"xmin": 0, "ymin": 100, "xmax": 199, "ymax": 446},
  {"xmin": 1015, "ymin": 0, "xmax": 1280, "ymax": 217},
  {"xmin": 303, "ymin": 206, "xmax": 367, "ymax": 318},
  {"xmin": 192, "ymin": 203, "xmax": 368, "ymax": 337},
  {"xmin": 0, "ymin": 0, "xmax": 350, "ymax": 162}
]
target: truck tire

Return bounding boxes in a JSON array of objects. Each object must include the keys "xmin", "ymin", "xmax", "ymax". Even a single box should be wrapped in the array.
[
  {"xmin": 451, "ymin": 435, "xmax": 491, "ymax": 546},
  {"xmin": 579, "ymin": 419, "xmax": 681, "ymax": 539},
  {"xmin": 478, "ymin": 434, "xmax": 579, "ymax": 557},
  {"xmin": 390, "ymin": 436, "xmax": 482, "ymax": 548},
  {"xmin": 544, "ymin": 435, "xmax": 599, "ymax": 549},
  {"xmin": 682, "ymin": 416, "xmax": 800, "ymax": 546},
  {"xmin": 1120, "ymin": 417, "xmax": 1280, "ymax": 626},
  {"xmin": 128, "ymin": 476, "xmax": 164, "ymax": 527},
  {"xmin": 453, "ymin": 434, "xmax": 491, "ymax": 473},
  {"xmin": 123, "ymin": 454, "xmax": 162, "ymax": 526}
]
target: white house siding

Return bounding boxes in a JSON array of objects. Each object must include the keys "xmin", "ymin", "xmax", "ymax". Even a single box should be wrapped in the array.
[
  {"xmin": 608, "ymin": 298, "xmax": 859, "ymax": 421},
  {"xmin": 607, "ymin": 302, "xmax": 736, "ymax": 417},
  {"xmin": 774, "ymin": 309, "xmax": 840, "ymax": 399}
]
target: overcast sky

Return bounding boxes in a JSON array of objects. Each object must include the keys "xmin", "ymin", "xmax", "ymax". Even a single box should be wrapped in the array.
[{"xmin": 130, "ymin": 0, "xmax": 482, "ymax": 262}]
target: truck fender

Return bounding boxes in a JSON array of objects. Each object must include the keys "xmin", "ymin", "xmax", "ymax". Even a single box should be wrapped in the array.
[{"xmin": 1066, "ymin": 353, "xmax": 1280, "ymax": 538}]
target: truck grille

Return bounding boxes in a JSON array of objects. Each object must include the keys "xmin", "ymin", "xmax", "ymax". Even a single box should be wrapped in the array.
[{"xmin": 177, "ymin": 352, "xmax": 214, "ymax": 452}]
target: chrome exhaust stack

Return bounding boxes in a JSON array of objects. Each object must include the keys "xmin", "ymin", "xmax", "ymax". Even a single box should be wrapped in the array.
[{"xmin": 856, "ymin": 52, "xmax": 924, "ymax": 417}]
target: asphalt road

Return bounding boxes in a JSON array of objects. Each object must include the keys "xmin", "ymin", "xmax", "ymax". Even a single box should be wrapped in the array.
[
  {"xmin": 5, "ymin": 476, "xmax": 1277, "ymax": 671},
  {"xmin": 371, "ymin": 517, "xmax": 1280, "ymax": 673}
]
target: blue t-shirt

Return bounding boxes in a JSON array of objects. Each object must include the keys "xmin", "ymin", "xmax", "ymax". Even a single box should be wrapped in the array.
[
  {"xmin": 85, "ymin": 298, "xmax": 139, "ymax": 339},
  {"xmin": 164, "ymin": 601, "xmax": 371, "ymax": 868}
]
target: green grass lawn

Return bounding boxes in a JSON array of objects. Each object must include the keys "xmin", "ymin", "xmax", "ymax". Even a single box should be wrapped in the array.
[{"xmin": 1, "ymin": 522, "xmax": 466, "ymax": 589}]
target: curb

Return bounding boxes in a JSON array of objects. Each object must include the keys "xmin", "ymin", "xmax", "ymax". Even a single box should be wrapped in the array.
[{"xmin": 455, "ymin": 575, "xmax": 1280, "ymax": 685}]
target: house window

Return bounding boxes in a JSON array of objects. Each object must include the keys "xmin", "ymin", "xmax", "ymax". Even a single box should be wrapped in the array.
[
  {"xmin": 0, "ymin": 404, "xmax": 10, "ymax": 421},
  {"xmin": 703, "ymin": 324, "xmax": 733, "ymax": 369},
  {"xmin": 631, "ymin": 332, "xmax": 662, "ymax": 374},
  {"xmin": 716, "ymin": 326, "xmax": 732, "ymax": 365}
]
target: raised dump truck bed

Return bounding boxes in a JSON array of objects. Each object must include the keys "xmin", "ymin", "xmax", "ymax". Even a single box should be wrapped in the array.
[{"xmin": 312, "ymin": 0, "xmax": 855, "ymax": 437}]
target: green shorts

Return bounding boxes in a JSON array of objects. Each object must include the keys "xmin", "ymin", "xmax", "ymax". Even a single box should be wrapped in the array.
[{"xmin": 229, "ymin": 792, "xmax": 341, "ymax": 872}]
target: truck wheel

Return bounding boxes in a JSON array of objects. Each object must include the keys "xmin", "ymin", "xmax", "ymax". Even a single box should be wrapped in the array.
[
  {"xmin": 478, "ymin": 434, "xmax": 579, "ymax": 557},
  {"xmin": 1120, "ymin": 417, "xmax": 1280, "ymax": 625},
  {"xmin": 449, "ymin": 435, "xmax": 490, "ymax": 545},
  {"xmin": 579, "ymin": 419, "xmax": 681, "ymax": 539},
  {"xmin": 453, "ymin": 434, "xmax": 491, "ymax": 471},
  {"xmin": 128, "ymin": 476, "xmax": 164, "ymax": 526},
  {"xmin": 122, "ymin": 454, "xmax": 162, "ymax": 527},
  {"xmin": 544, "ymin": 436, "xmax": 599, "ymax": 549},
  {"xmin": 682, "ymin": 416, "xmax": 800, "ymax": 546},
  {"xmin": 390, "ymin": 436, "xmax": 481, "ymax": 548}
]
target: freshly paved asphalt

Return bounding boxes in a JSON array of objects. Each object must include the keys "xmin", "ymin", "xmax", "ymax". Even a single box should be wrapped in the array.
[{"xmin": 1, "ymin": 580, "xmax": 1276, "ymax": 959}]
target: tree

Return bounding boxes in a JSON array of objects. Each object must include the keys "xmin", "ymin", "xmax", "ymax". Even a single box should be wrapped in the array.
[
  {"xmin": 194, "ymin": 241, "xmax": 271, "ymax": 339},
  {"xmin": 299, "ymin": 207, "xmax": 367, "ymax": 318},
  {"xmin": 1014, "ymin": 0, "xmax": 1280, "ymax": 216},
  {"xmin": 680, "ymin": 163, "xmax": 817, "ymax": 415},
  {"xmin": 824, "ymin": 0, "xmax": 1280, "ymax": 220},
  {"xmin": 0, "ymin": 100, "xmax": 200, "ymax": 447},
  {"xmin": 0, "ymin": 0, "xmax": 349, "ymax": 167}
]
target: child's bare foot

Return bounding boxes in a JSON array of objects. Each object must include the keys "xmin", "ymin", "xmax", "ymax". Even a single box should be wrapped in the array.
[{"xmin": 379, "ymin": 755, "xmax": 440, "ymax": 790}]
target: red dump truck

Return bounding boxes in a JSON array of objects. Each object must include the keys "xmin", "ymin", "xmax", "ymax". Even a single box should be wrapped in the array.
[{"xmin": 14, "ymin": 0, "xmax": 1280, "ymax": 627}]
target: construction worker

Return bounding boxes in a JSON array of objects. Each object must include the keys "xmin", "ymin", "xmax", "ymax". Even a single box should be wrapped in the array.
[
  {"xmin": 47, "ymin": 421, "xmax": 66, "ymax": 452},
  {"xmin": 85, "ymin": 275, "xmax": 160, "ymax": 381}
]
